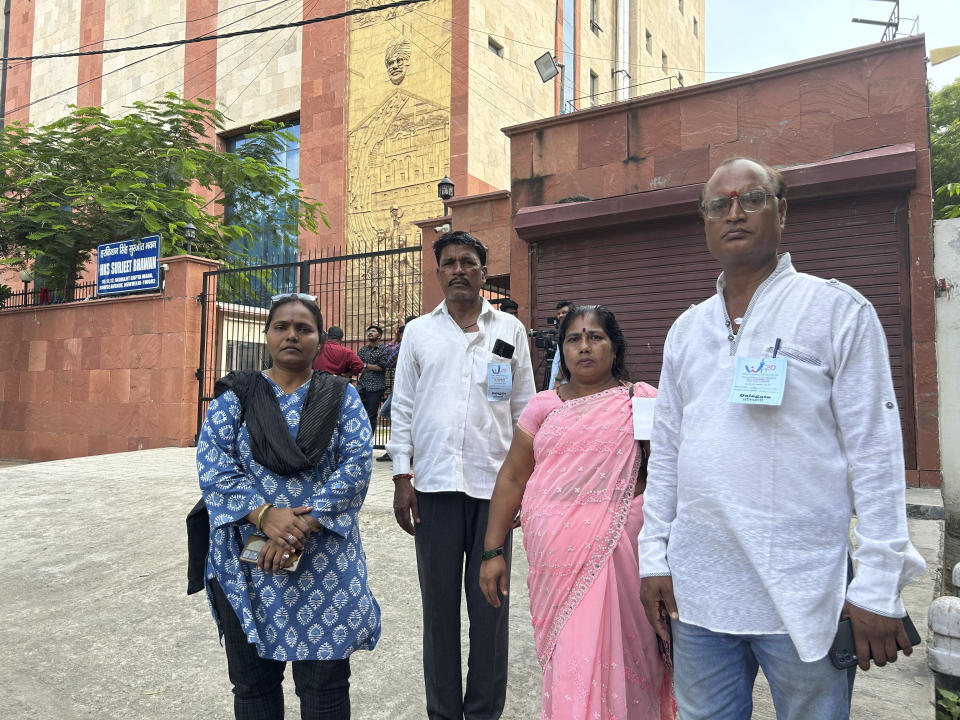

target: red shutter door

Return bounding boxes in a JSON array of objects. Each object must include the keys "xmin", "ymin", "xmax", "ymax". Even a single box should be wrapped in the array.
[{"xmin": 532, "ymin": 190, "xmax": 915, "ymax": 468}]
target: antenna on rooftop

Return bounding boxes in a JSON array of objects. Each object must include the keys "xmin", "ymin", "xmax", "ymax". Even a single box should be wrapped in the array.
[{"xmin": 851, "ymin": 0, "xmax": 917, "ymax": 43}]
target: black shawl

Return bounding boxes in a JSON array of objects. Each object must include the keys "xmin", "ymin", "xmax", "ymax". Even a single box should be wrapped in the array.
[
  {"xmin": 214, "ymin": 370, "xmax": 349, "ymax": 476},
  {"xmin": 186, "ymin": 370, "xmax": 349, "ymax": 594}
]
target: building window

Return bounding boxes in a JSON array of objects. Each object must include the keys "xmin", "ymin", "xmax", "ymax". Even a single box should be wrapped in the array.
[
  {"xmin": 487, "ymin": 36, "xmax": 503, "ymax": 57},
  {"xmin": 645, "ymin": 30, "xmax": 652, "ymax": 54},
  {"xmin": 693, "ymin": 17, "xmax": 698, "ymax": 37},
  {"xmin": 589, "ymin": 0, "xmax": 600, "ymax": 33},
  {"xmin": 226, "ymin": 340, "xmax": 269, "ymax": 372},
  {"xmin": 661, "ymin": 50, "xmax": 668, "ymax": 73},
  {"xmin": 224, "ymin": 124, "xmax": 301, "ymax": 299},
  {"xmin": 589, "ymin": 70, "xmax": 599, "ymax": 106},
  {"xmin": 678, "ymin": 0, "xmax": 683, "ymax": 12}
]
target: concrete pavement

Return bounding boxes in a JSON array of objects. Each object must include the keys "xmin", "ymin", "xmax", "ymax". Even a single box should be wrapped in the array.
[{"xmin": 0, "ymin": 448, "xmax": 943, "ymax": 719}]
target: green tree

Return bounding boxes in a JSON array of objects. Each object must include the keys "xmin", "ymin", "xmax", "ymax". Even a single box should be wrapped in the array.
[
  {"xmin": 932, "ymin": 77, "xmax": 960, "ymax": 219},
  {"xmin": 938, "ymin": 183, "xmax": 960, "ymax": 219},
  {"xmin": 0, "ymin": 93, "xmax": 327, "ymax": 297}
]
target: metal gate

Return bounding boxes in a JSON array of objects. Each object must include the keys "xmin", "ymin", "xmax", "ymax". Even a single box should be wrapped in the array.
[{"xmin": 196, "ymin": 243, "xmax": 423, "ymax": 447}]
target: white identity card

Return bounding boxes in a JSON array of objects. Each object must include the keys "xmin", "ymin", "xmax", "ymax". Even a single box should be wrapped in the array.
[
  {"xmin": 487, "ymin": 362, "xmax": 512, "ymax": 401},
  {"xmin": 728, "ymin": 356, "xmax": 788, "ymax": 406},
  {"xmin": 632, "ymin": 397, "xmax": 656, "ymax": 440}
]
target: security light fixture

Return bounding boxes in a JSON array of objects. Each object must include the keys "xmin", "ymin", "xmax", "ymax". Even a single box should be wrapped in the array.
[
  {"xmin": 438, "ymin": 176, "xmax": 455, "ymax": 216},
  {"xmin": 535, "ymin": 52, "xmax": 560, "ymax": 83},
  {"xmin": 184, "ymin": 222, "xmax": 197, "ymax": 254},
  {"xmin": 438, "ymin": 176, "xmax": 455, "ymax": 202}
]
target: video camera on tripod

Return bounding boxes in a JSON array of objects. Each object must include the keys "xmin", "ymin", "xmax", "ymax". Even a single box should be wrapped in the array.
[{"xmin": 528, "ymin": 317, "xmax": 560, "ymax": 390}]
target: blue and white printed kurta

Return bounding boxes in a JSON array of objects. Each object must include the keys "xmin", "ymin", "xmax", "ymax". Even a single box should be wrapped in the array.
[{"xmin": 197, "ymin": 375, "xmax": 381, "ymax": 661}]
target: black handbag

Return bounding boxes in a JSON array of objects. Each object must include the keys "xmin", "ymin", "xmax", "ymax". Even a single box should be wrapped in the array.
[{"xmin": 186, "ymin": 499, "xmax": 209, "ymax": 595}]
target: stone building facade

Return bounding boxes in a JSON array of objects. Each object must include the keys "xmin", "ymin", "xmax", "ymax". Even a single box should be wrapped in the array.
[{"xmin": 2, "ymin": 0, "xmax": 704, "ymax": 262}]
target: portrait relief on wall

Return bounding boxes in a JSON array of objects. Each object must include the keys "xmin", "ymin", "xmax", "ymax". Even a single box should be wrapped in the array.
[
  {"xmin": 346, "ymin": 1, "xmax": 451, "ymax": 334},
  {"xmin": 351, "ymin": 0, "xmax": 443, "ymax": 28}
]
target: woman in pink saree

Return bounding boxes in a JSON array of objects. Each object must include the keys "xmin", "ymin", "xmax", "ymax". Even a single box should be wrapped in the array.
[{"xmin": 481, "ymin": 306, "xmax": 675, "ymax": 720}]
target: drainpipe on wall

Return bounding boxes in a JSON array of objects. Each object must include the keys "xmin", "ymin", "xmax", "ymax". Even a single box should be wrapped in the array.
[{"xmin": 0, "ymin": 0, "xmax": 11, "ymax": 131}]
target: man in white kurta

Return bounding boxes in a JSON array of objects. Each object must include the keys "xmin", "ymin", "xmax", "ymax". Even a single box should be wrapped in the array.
[{"xmin": 637, "ymin": 157, "xmax": 925, "ymax": 720}]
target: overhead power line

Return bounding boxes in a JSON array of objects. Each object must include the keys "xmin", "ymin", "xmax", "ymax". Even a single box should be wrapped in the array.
[
  {"xmin": 414, "ymin": 8, "xmax": 725, "ymax": 77},
  {"xmin": 3, "ymin": 0, "xmax": 302, "ymax": 118},
  {"xmin": 3, "ymin": 0, "xmax": 297, "ymax": 76},
  {"xmin": 225, "ymin": 0, "xmax": 321, "ymax": 110},
  {"xmin": 1, "ymin": 0, "xmax": 431, "ymax": 62}
]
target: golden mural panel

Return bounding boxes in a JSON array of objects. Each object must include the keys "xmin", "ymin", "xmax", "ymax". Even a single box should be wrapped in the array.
[{"xmin": 346, "ymin": 0, "xmax": 451, "ymax": 334}]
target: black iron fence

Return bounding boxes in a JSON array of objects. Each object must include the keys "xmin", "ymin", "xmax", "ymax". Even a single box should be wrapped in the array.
[
  {"xmin": 0, "ymin": 281, "xmax": 101, "ymax": 309},
  {"xmin": 197, "ymin": 243, "xmax": 425, "ymax": 448}
]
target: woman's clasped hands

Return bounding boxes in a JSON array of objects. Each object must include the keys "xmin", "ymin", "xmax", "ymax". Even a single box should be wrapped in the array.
[{"xmin": 256, "ymin": 505, "xmax": 322, "ymax": 573}]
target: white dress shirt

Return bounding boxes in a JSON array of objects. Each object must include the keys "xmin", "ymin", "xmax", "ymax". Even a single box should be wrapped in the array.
[
  {"xmin": 637, "ymin": 253, "xmax": 925, "ymax": 662},
  {"xmin": 388, "ymin": 299, "xmax": 536, "ymax": 499},
  {"xmin": 547, "ymin": 347, "xmax": 562, "ymax": 390}
]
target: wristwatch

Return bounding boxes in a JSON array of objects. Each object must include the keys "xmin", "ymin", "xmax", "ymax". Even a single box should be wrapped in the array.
[{"xmin": 481, "ymin": 547, "xmax": 504, "ymax": 561}]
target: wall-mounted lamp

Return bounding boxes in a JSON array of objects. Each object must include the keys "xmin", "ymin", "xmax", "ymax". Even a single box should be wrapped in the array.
[
  {"xmin": 535, "ymin": 51, "xmax": 569, "ymax": 112},
  {"xmin": 534, "ymin": 52, "xmax": 559, "ymax": 82}
]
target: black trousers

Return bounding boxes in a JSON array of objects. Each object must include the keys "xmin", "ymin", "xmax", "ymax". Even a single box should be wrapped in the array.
[
  {"xmin": 358, "ymin": 388, "xmax": 382, "ymax": 435},
  {"xmin": 414, "ymin": 491, "xmax": 512, "ymax": 720},
  {"xmin": 210, "ymin": 579, "xmax": 351, "ymax": 720}
]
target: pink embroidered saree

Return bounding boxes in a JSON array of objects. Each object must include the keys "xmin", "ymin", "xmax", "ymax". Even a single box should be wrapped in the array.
[{"xmin": 517, "ymin": 384, "xmax": 675, "ymax": 720}]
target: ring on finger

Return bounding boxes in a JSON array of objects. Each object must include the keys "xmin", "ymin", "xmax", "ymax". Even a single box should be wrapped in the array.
[
  {"xmin": 287, "ymin": 533, "xmax": 295, "ymax": 544},
  {"xmin": 282, "ymin": 552, "xmax": 290, "ymax": 561}
]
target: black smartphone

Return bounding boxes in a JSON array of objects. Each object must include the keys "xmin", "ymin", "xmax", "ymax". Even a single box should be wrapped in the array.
[
  {"xmin": 828, "ymin": 614, "xmax": 921, "ymax": 670},
  {"xmin": 655, "ymin": 609, "xmax": 674, "ymax": 670},
  {"xmin": 491, "ymin": 339, "xmax": 515, "ymax": 359}
]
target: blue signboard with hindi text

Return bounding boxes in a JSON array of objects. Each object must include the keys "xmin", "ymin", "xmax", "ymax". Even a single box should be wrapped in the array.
[{"xmin": 97, "ymin": 235, "xmax": 161, "ymax": 296}]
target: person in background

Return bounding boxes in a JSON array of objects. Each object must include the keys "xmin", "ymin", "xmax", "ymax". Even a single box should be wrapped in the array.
[
  {"xmin": 481, "ymin": 305, "xmax": 675, "ymax": 720},
  {"xmin": 197, "ymin": 293, "xmax": 380, "ymax": 720},
  {"xmin": 638, "ymin": 157, "xmax": 925, "ymax": 719},
  {"xmin": 499, "ymin": 298, "xmax": 519, "ymax": 317},
  {"xmin": 547, "ymin": 300, "xmax": 575, "ymax": 390},
  {"xmin": 357, "ymin": 324, "xmax": 389, "ymax": 437},
  {"xmin": 312, "ymin": 325, "xmax": 364, "ymax": 377},
  {"xmin": 376, "ymin": 315, "xmax": 419, "ymax": 463},
  {"xmin": 388, "ymin": 231, "xmax": 535, "ymax": 720}
]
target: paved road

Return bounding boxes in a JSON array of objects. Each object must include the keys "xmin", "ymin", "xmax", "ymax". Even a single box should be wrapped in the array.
[{"xmin": 0, "ymin": 448, "xmax": 942, "ymax": 719}]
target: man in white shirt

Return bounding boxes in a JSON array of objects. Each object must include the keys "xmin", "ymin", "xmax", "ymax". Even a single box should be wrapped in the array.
[
  {"xmin": 388, "ymin": 231, "xmax": 535, "ymax": 720},
  {"xmin": 637, "ymin": 157, "xmax": 926, "ymax": 720}
]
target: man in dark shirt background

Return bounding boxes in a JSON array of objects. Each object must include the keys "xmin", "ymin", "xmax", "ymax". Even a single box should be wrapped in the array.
[
  {"xmin": 312, "ymin": 326, "xmax": 364, "ymax": 376},
  {"xmin": 376, "ymin": 315, "xmax": 418, "ymax": 462},
  {"xmin": 499, "ymin": 298, "xmax": 519, "ymax": 317},
  {"xmin": 357, "ymin": 324, "xmax": 389, "ymax": 437}
]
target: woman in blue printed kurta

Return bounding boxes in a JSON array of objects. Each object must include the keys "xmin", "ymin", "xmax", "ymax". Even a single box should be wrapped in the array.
[{"xmin": 197, "ymin": 295, "xmax": 380, "ymax": 720}]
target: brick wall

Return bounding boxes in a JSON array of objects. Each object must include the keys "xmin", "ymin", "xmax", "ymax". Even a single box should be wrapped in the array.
[{"xmin": 0, "ymin": 255, "xmax": 217, "ymax": 461}]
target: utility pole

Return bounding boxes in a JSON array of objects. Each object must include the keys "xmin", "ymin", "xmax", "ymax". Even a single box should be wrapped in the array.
[{"xmin": 0, "ymin": 0, "xmax": 12, "ymax": 131}]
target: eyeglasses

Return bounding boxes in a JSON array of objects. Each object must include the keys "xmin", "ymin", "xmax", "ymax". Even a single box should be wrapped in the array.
[
  {"xmin": 271, "ymin": 292, "xmax": 318, "ymax": 303},
  {"xmin": 701, "ymin": 189, "xmax": 781, "ymax": 220}
]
